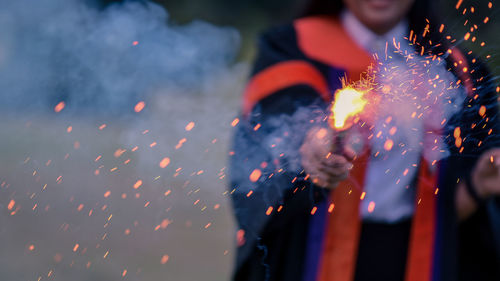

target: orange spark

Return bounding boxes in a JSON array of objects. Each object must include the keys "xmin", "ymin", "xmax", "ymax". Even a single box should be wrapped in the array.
[
  {"xmin": 231, "ymin": 118, "xmax": 239, "ymax": 127},
  {"xmin": 455, "ymin": 0, "xmax": 463, "ymax": 10},
  {"xmin": 266, "ymin": 206, "xmax": 273, "ymax": 216},
  {"xmin": 237, "ymin": 229, "xmax": 246, "ymax": 246},
  {"xmin": 479, "ymin": 105, "xmax": 486, "ymax": 117},
  {"xmin": 133, "ymin": 180, "xmax": 142, "ymax": 189},
  {"xmin": 161, "ymin": 255, "xmax": 169, "ymax": 264},
  {"xmin": 249, "ymin": 169, "xmax": 262, "ymax": 182},
  {"xmin": 185, "ymin": 122, "xmax": 195, "ymax": 131},
  {"xmin": 54, "ymin": 101, "xmax": 65, "ymax": 113},
  {"xmin": 311, "ymin": 206, "xmax": 318, "ymax": 215},
  {"xmin": 73, "ymin": 243, "xmax": 79, "ymax": 252},
  {"xmin": 328, "ymin": 203, "xmax": 335, "ymax": 213},
  {"xmin": 159, "ymin": 157, "xmax": 170, "ymax": 168},
  {"xmin": 114, "ymin": 148, "xmax": 126, "ymax": 158},
  {"xmin": 134, "ymin": 101, "xmax": 145, "ymax": 112},
  {"xmin": 367, "ymin": 201, "xmax": 376, "ymax": 213},
  {"xmin": 389, "ymin": 127, "xmax": 397, "ymax": 135},
  {"xmin": 384, "ymin": 139, "xmax": 394, "ymax": 151},
  {"xmin": 175, "ymin": 138, "xmax": 187, "ymax": 149},
  {"xmin": 7, "ymin": 199, "xmax": 15, "ymax": 210}
]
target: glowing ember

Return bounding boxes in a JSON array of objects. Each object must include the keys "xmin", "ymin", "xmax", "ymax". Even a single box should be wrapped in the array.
[
  {"xmin": 231, "ymin": 118, "xmax": 239, "ymax": 127},
  {"xmin": 367, "ymin": 201, "xmax": 376, "ymax": 213},
  {"xmin": 185, "ymin": 122, "xmax": 195, "ymax": 131},
  {"xmin": 329, "ymin": 86, "xmax": 370, "ymax": 130},
  {"xmin": 159, "ymin": 157, "xmax": 171, "ymax": 168},
  {"xmin": 384, "ymin": 139, "xmax": 394, "ymax": 151},
  {"xmin": 161, "ymin": 255, "xmax": 169, "ymax": 264},
  {"xmin": 7, "ymin": 199, "xmax": 15, "ymax": 210},
  {"xmin": 249, "ymin": 169, "xmax": 262, "ymax": 182},
  {"xmin": 54, "ymin": 101, "xmax": 65, "ymax": 113},
  {"xmin": 133, "ymin": 180, "xmax": 143, "ymax": 189},
  {"xmin": 328, "ymin": 203, "xmax": 335, "ymax": 213},
  {"xmin": 134, "ymin": 101, "xmax": 145, "ymax": 112},
  {"xmin": 479, "ymin": 105, "xmax": 486, "ymax": 117},
  {"xmin": 237, "ymin": 229, "xmax": 246, "ymax": 246}
]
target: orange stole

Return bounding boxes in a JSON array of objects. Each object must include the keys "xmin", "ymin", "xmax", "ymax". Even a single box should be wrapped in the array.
[
  {"xmin": 317, "ymin": 158, "xmax": 438, "ymax": 281},
  {"xmin": 317, "ymin": 151, "xmax": 370, "ymax": 281},
  {"xmin": 294, "ymin": 16, "xmax": 373, "ymax": 81},
  {"xmin": 405, "ymin": 160, "xmax": 437, "ymax": 281},
  {"xmin": 242, "ymin": 60, "xmax": 330, "ymax": 116}
]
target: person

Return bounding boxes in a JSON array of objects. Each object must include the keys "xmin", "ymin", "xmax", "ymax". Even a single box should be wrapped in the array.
[{"xmin": 229, "ymin": 0, "xmax": 500, "ymax": 281}]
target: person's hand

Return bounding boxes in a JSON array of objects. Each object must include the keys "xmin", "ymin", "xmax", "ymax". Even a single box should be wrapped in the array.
[
  {"xmin": 472, "ymin": 148, "xmax": 500, "ymax": 199},
  {"xmin": 299, "ymin": 126, "xmax": 355, "ymax": 190}
]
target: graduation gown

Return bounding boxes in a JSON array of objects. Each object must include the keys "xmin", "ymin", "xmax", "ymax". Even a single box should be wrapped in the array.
[{"xmin": 229, "ymin": 15, "xmax": 500, "ymax": 281}]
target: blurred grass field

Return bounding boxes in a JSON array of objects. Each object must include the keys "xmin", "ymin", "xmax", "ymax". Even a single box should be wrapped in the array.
[{"xmin": 0, "ymin": 75, "xmax": 245, "ymax": 280}]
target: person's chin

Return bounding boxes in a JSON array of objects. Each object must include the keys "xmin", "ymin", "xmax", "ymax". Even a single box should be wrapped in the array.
[
  {"xmin": 363, "ymin": 0, "xmax": 396, "ymax": 10},
  {"xmin": 364, "ymin": 13, "xmax": 398, "ymax": 29}
]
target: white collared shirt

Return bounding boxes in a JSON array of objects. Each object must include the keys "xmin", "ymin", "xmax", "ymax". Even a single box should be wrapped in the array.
[{"xmin": 341, "ymin": 9, "xmax": 409, "ymax": 56}]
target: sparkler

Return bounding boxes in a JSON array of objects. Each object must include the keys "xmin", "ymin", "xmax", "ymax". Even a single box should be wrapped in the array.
[{"xmin": 328, "ymin": 77, "xmax": 377, "ymax": 154}]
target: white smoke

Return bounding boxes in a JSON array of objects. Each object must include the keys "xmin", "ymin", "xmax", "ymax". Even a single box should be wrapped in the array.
[
  {"xmin": 0, "ymin": 1, "xmax": 247, "ymax": 280},
  {"xmin": 0, "ymin": 0, "xmax": 242, "ymax": 114}
]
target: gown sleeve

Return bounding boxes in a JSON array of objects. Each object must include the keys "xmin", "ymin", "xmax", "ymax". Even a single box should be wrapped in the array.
[
  {"xmin": 228, "ymin": 25, "xmax": 332, "ymax": 267},
  {"xmin": 447, "ymin": 55, "xmax": 500, "ymax": 279}
]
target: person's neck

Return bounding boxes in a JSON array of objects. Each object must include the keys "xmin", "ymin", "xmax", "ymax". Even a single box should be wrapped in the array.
[{"xmin": 365, "ymin": 20, "xmax": 401, "ymax": 36}]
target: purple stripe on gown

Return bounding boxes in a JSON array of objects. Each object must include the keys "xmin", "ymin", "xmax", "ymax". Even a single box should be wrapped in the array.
[{"xmin": 302, "ymin": 200, "xmax": 329, "ymax": 281}]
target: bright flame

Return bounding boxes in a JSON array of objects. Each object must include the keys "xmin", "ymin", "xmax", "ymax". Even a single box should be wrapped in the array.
[{"xmin": 330, "ymin": 86, "xmax": 369, "ymax": 130}]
